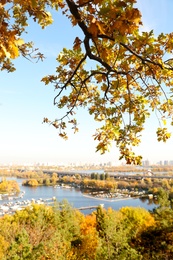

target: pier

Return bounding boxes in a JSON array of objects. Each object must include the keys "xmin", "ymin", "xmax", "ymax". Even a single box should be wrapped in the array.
[
  {"xmin": 77, "ymin": 206, "xmax": 98, "ymax": 210},
  {"xmin": 77, "ymin": 204, "xmax": 104, "ymax": 211}
]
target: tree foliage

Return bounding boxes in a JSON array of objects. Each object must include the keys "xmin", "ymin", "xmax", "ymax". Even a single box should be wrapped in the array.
[
  {"xmin": 0, "ymin": 201, "xmax": 173, "ymax": 259},
  {"xmin": 1, "ymin": 0, "xmax": 173, "ymax": 164},
  {"xmin": 0, "ymin": 179, "xmax": 20, "ymax": 194}
]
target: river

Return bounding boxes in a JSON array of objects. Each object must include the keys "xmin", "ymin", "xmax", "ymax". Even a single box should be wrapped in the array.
[{"xmin": 0, "ymin": 177, "xmax": 156, "ymax": 215}]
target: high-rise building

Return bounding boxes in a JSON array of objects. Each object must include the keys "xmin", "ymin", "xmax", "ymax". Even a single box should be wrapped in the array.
[
  {"xmin": 164, "ymin": 160, "xmax": 169, "ymax": 166},
  {"xmin": 142, "ymin": 159, "xmax": 150, "ymax": 167}
]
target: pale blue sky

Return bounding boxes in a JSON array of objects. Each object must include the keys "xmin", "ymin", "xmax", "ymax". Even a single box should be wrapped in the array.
[{"xmin": 1, "ymin": 0, "xmax": 173, "ymax": 165}]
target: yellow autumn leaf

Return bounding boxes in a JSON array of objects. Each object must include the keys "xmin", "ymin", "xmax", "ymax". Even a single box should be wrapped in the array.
[
  {"xmin": 166, "ymin": 132, "xmax": 171, "ymax": 138},
  {"xmin": 0, "ymin": 44, "xmax": 11, "ymax": 58},
  {"xmin": 15, "ymin": 38, "xmax": 24, "ymax": 46},
  {"xmin": 162, "ymin": 118, "xmax": 167, "ymax": 126},
  {"xmin": 10, "ymin": 44, "xmax": 19, "ymax": 59}
]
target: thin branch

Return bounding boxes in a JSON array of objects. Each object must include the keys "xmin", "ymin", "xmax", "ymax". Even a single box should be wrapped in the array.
[
  {"xmin": 120, "ymin": 42, "xmax": 164, "ymax": 69},
  {"xmin": 57, "ymin": 82, "xmax": 83, "ymax": 122},
  {"xmin": 84, "ymin": 36, "xmax": 112, "ymax": 71},
  {"xmin": 54, "ymin": 54, "xmax": 87, "ymax": 105},
  {"xmin": 104, "ymin": 73, "xmax": 111, "ymax": 100}
]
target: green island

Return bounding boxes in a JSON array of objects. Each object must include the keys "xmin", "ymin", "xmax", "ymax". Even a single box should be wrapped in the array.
[{"xmin": 0, "ymin": 179, "xmax": 20, "ymax": 196}]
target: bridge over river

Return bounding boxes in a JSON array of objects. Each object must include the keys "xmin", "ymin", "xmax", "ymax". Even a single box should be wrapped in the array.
[{"xmin": 30, "ymin": 169, "xmax": 173, "ymax": 180}]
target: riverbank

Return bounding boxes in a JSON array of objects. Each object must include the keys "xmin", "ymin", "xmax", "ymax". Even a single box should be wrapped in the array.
[{"xmin": 83, "ymin": 193, "xmax": 134, "ymax": 202}]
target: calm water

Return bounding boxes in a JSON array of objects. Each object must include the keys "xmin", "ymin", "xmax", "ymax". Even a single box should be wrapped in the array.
[{"xmin": 1, "ymin": 177, "xmax": 156, "ymax": 215}]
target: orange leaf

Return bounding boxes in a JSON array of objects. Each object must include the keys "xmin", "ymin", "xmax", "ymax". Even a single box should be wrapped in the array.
[{"xmin": 88, "ymin": 22, "xmax": 98, "ymax": 37}]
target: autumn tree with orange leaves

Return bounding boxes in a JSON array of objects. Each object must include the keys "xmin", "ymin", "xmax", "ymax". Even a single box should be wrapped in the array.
[{"xmin": 1, "ymin": 0, "xmax": 173, "ymax": 164}]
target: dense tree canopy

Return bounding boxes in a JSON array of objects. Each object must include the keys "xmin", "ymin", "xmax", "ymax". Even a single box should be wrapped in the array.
[
  {"xmin": 1, "ymin": 0, "xmax": 173, "ymax": 164},
  {"xmin": 0, "ymin": 201, "xmax": 173, "ymax": 259}
]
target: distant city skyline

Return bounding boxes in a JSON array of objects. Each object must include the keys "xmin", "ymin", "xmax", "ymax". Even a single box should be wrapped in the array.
[{"xmin": 1, "ymin": 158, "xmax": 173, "ymax": 168}]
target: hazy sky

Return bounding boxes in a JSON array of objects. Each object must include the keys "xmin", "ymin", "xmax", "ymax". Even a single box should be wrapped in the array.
[{"xmin": 1, "ymin": 0, "xmax": 173, "ymax": 165}]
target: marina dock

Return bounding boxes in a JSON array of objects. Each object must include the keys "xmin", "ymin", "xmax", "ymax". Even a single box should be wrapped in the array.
[{"xmin": 0, "ymin": 196, "xmax": 103, "ymax": 216}]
